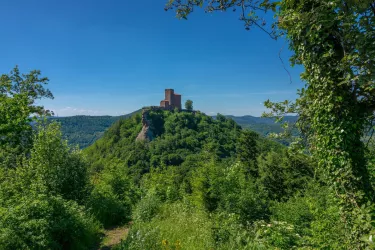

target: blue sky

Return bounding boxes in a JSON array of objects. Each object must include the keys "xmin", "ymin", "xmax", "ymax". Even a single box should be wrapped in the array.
[{"xmin": 0, "ymin": 0, "xmax": 304, "ymax": 116}]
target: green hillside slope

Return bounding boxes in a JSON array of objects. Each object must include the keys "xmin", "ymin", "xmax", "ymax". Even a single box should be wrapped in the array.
[
  {"xmin": 5, "ymin": 104, "xmax": 367, "ymax": 249},
  {"xmin": 53, "ymin": 111, "xmax": 298, "ymax": 148},
  {"xmin": 225, "ymin": 115, "xmax": 298, "ymax": 136},
  {"xmin": 85, "ymin": 110, "xmax": 283, "ymax": 180},
  {"xmin": 82, "ymin": 109, "xmax": 329, "ymax": 249},
  {"xmin": 50, "ymin": 110, "xmax": 140, "ymax": 148}
]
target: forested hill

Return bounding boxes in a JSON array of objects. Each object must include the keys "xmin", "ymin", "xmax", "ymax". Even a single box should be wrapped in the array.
[
  {"xmin": 84, "ymin": 110, "xmax": 285, "ymax": 179},
  {"xmin": 82, "ymin": 108, "xmax": 320, "ymax": 249},
  {"xmin": 85, "ymin": 109, "xmax": 243, "ymax": 178},
  {"xmin": 52, "ymin": 111, "xmax": 297, "ymax": 148},
  {"xmin": 49, "ymin": 109, "xmax": 140, "ymax": 148},
  {"xmin": 223, "ymin": 115, "xmax": 298, "ymax": 136},
  {"xmin": 4, "ymin": 102, "xmax": 370, "ymax": 249}
]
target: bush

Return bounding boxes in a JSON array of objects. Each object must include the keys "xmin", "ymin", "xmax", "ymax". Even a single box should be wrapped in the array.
[
  {"xmin": 88, "ymin": 183, "xmax": 131, "ymax": 228},
  {"xmin": 123, "ymin": 201, "xmax": 268, "ymax": 250},
  {"xmin": 132, "ymin": 191, "xmax": 161, "ymax": 222},
  {"xmin": 211, "ymin": 212, "xmax": 257, "ymax": 250},
  {"xmin": 257, "ymin": 151, "xmax": 314, "ymax": 201},
  {"xmin": 30, "ymin": 122, "xmax": 89, "ymax": 202},
  {"xmin": 0, "ymin": 192, "xmax": 100, "ymax": 250},
  {"xmin": 252, "ymin": 220, "xmax": 302, "ymax": 249},
  {"xmin": 122, "ymin": 202, "xmax": 215, "ymax": 250},
  {"xmin": 87, "ymin": 165, "xmax": 135, "ymax": 228},
  {"xmin": 270, "ymin": 182, "xmax": 346, "ymax": 249},
  {"xmin": 0, "ymin": 124, "xmax": 101, "ymax": 250}
]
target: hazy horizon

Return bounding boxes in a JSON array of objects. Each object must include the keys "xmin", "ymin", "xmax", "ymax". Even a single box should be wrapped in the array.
[{"xmin": 49, "ymin": 108, "xmax": 299, "ymax": 118}]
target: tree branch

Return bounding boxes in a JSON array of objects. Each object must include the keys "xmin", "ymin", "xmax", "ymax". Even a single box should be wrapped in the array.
[{"xmin": 279, "ymin": 43, "xmax": 293, "ymax": 83}]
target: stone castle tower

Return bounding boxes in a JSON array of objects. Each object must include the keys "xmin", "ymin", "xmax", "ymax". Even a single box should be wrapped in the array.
[
  {"xmin": 160, "ymin": 89, "xmax": 181, "ymax": 110},
  {"xmin": 137, "ymin": 89, "xmax": 183, "ymax": 142}
]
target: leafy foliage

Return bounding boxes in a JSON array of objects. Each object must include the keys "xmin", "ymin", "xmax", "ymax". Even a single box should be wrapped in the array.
[
  {"xmin": 0, "ymin": 122, "xmax": 101, "ymax": 249},
  {"xmin": 121, "ymin": 202, "xmax": 215, "ymax": 250},
  {"xmin": 30, "ymin": 122, "xmax": 89, "ymax": 202},
  {"xmin": 3, "ymin": 7, "xmax": 375, "ymax": 245},
  {"xmin": 2, "ymin": 97, "xmax": 374, "ymax": 249},
  {"xmin": 0, "ymin": 66, "xmax": 53, "ymax": 167},
  {"xmin": 184, "ymin": 99, "xmax": 193, "ymax": 111},
  {"xmin": 274, "ymin": 1, "xmax": 375, "ymax": 246},
  {"xmin": 0, "ymin": 192, "xmax": 100, "ymax": 250},
  {"xmin": 83, "ymin": 109, "xmax": 326, "ymax": 249},
  {"xmin": 165, "ymin": 0, "xmax": 375, "ymax": 247},
  {"xmin": 85, "ymin": 110, "xmax": 241, "ymax": 181},
  {"xmin": 87, "ymin": 164, "xmax": 136, "ymax": 228}
]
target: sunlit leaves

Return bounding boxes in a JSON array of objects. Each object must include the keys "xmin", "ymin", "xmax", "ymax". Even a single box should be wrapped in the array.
[
  {"xmin": 165, "ymin": 0, "xmax": 279, "ymax": 38},
  {"xmin": 0, "ymin": 66, "xmax": 54, "ymax": 167},
  {"xmin": 165, "ymin": 0, "xmax": 375, "ymax": 246}
]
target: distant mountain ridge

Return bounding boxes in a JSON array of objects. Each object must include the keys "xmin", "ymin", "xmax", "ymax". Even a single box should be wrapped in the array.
[
  {"xmin": 50, "ymin": 110, "xmax": 141, "ymax": 148},
  {"xmin": 52, "ymin": 110, "xmax": 298, "ymax": 148},
  {"xmin": 222, "ymin": 115, "xmax": 298, "ymax": 125},
  {"xmin": 216, "ymin": 115, "xmax": 298, "ymax": 140}
]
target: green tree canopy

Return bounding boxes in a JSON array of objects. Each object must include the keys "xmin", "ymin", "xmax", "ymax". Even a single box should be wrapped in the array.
[
  {"xmin": 185, "ymin": 99, "xmax": 193, "ymax": 111},
  {"xmin": 0, "ymin": 66, "xmax": 53, "ymax": 167},
  {"xmin": 165, "ymin": 0, "xmax": 375, "ymax": 246}
]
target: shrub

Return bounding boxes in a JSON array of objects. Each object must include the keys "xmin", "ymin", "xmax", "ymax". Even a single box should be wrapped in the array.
[
  {"xmin": 88, "ymin": 183, "xmax": 131, "ymax": 228},
  {"xmin": 132, "ymin": 191, "xmax": 161, "ymax": 222},
  {"xmin": 30, "ymin": 122, "xmax": 89, "ymax": 202},
  {"xmin": 252, "ymin": 220, "xmax": 302, "ymax": 249},
  {"xmin": 211, "ymin": 212, "xmax": 256, "ymax": 250},
  {"xmin": 87, "ymin": 165, "xmax": 135, "ymax": 228},
  {"xmin": 122, "ymin": 202, "xmax": 215, "ymax": 250},
  {"xmin": 270, "ymin": 182, "xmax": 346, "ymax": 249},
  {"xmin": 0, "ymin": 124, "xmax": 101, "ymax": 250},
  {"xmin": 257, "ymin": 151, "xmax": 314, "ymax": 201},
  {"xmin": 0, "ymin": 192, "xmax": 100, "ymax": 250}
]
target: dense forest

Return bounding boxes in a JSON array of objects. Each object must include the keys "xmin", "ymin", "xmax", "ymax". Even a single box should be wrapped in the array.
[
  {"xmin": 51, "ymin": 114, "xmax": 298, "ymax": 148},
  {"xmin": 0, "ymin": 90, "xmax": 320, "ymax": 249},
  {"xmin": 1, "ymin": 0, "xmax": 375, "ymax": 249},
  {"xmin": 1, "ymin": 67, "xmax": 374, "ymax": 248},
  {"xmin": 84, "ymin": 109, "xmax": 319, "ymax": 249},
  {"xmin": 49, "ymin": 112, "xmax": 139, "ymax": 148}
]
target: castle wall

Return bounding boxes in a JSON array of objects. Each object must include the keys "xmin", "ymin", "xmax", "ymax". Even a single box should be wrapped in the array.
[
  {"xmin": 165, "ymin": 89, "xmax": 174, "ymax": 106},
  {"xmin": 173, "ymin": 94, "xmax": 181, "ymax": 109},
  {"xmin": 160, "ymin": 100, "xmax": 169, "ymax": 108},
  {"xmin": 160, "ymin": 89, "xmax": 181, "ymax": 110}
]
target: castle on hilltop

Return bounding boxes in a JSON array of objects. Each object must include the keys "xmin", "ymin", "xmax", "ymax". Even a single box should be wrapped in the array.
[
  {"xmin": 137, "ymin": 89, "xmax": 197, "ymax": 141},
  {"xmin": 160, "ymin": 89, "xmax": 181, "ymax": 110},
  {"xmin": 136, "ymin": 89, "xmax": 182, "ymax": 142}
]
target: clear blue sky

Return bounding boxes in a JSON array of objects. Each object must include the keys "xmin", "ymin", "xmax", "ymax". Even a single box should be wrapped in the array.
[{"xmin": 0, "ymin": 0, "xmax": 304, "ymax": 116}]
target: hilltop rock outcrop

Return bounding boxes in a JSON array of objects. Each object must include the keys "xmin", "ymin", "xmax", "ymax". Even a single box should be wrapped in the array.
[{"xmin": 136, "ymin": 109, "xmax": 154, "ymax": 142}]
